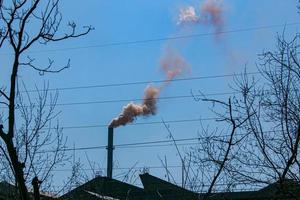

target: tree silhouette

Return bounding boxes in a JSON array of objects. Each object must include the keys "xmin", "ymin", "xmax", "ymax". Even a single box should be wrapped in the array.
[{"xmin": 0, "ymin": 1, "xmax": 92, "ymax": 199}]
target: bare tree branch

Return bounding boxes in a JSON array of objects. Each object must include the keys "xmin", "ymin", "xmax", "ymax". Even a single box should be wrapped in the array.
[{"xmin": 0, "ymin": 1, "xmax": 92, "ymax": 199}]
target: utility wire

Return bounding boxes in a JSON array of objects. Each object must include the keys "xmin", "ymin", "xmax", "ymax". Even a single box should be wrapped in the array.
[
  {"xmin": 40, "ymin": 142, "xmax": 200, "ymax": 153},
  {"xmin": 40, "ymin": 132, "xmax": 255, "ymax": 153},
  {"xmin": 0, "ymin": 91, "xmax": 237, "ymax": 110},
  {"xmin": 54, "ymin": 91, "xmax": 237, "ymax": 106},
  {"xmin": 0, "ymin": 72, "xmax": 257, "ymax": 109},
  {"xmin": 52, "ymin": 165, "xmax": 182, "ymax": 172},
  {"xmin": 43, "ymin": 117, "xmax": 217, "ymax": 130},
  {"xmin": 0, "ymin": 91, "xmax": 235, "ymax": 109},
  {"xmin": 1, "ymin": 22, "xmax": 298, "ymax": 55},
  {"xmin": 40, "ymin": 135, "xmax": 218, "ymax": 153},
  {"xmin": 23, "ymin": 71, "xmax": 260, "ymax": 93},
  {"xmin": 30, "ymin": 112, "xmax": 276, "ymax": 131},
  {"xmin": 116, "ymin": 141, "xmax": 200, "ymax": 149},
  {"xmin": 37, "ymin": 128, "xmax": 281, "ymax": 153}
]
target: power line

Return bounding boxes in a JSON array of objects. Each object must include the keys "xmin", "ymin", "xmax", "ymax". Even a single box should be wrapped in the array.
[
  {"xmin": 0, "ymin": 117, "xmax": 211, "ymax": 131},
  {"xmin": 28, "ymin": 112, "xmax": 277, "ymax": 131},
  {"xmin": 116, "ymin": 141, "xmax": 199, "ymax": 149},
  {"xmin": 0, "ymin": 91, "xmax": 235, "ymax": 109},
  {"xmin": 39, "ymin": 142, "xmax": 193, "ymax": 153},
  {"xmin": 40, "ymin": 132, "xmax": 248, "ymax": 153},
  {"xmin": 47, "ymin": 117, "xmax": 217, "ymax": 130},
  {"xmin": 40, "ymin": 136, "xmax": 209, "ymax": 153},
  {"xmin": 116, "ymin": 138, "xmax": 201, "ymax": 148},
  {"xmin": 37, "ymin": 128, "xmax": 281, "ymax": 153},
  {"xmin": 24, "ymin": 71, "xmax": 260, "ymax": 93},
  {"xmin": 50, "ymin": 115, "xmax": 286, "ymax": 130},
  {"xmin": 0, "ymin": 72, "xmax": 258, "ymax": 109},
  {"xmin": 54, "ymin": 126, "xmax": 280, "ymax": 152},
  {"xmin": 54, "ymin": 91, "xmax": 237, "ymax": 106},
  {"xmin": 1, "ymin": 22, "xmax": 298, "ymax": 55},
  {"xmin": 51, "ymin": 165, "xmax": 182, "ymax": 172}
]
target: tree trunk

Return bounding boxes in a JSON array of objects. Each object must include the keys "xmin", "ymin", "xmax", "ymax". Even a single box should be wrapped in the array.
[
  {"xmin": 32, "ymin": 176, "xmax": 41, "ymax": 200},
  {"xmin": 6, "ymin": 138, "xmax": 28, "ymax": 200}
]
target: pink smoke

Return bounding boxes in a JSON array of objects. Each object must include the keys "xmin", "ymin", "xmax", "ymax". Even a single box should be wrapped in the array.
[
  {"xmin": 160, "ymin": 48, "xmax": 190, "ymax": 84},
  {"xmin": 178, "ymin": 0, "xmax": 224, "ymax": 34},
  {"xmin": 109, "ymin": 86, "xmax": 159, "ymax": 128},
  {"xmin": 201, "ymin": 0, "xmax": 224, "ymax": 33},
  {"xmin": 109, "ymin": 48, "xmax": 188, "ymax": 128}
]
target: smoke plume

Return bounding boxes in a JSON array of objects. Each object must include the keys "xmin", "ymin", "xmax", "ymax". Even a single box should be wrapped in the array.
[
  {"xmin": 177, "ymin": 0, "xmax": 224, "ymax": 34},
  {"xmin": 109, "ymin": 48, "xmax": 188, "ymax": 128},
  {"xmin": 160, "ymin": 47, "xmax": 190, "ymax": 82},
  {"xmin": 201, "ymin": 0, "xmax": 224, "ymax": 33},
  {"xmin": 109, "ymin": 86, "xmax": 159, "ymax": 128},
  {"xmin": 178, "ymin": 6, "xmax": 199, "ymax": 24}
]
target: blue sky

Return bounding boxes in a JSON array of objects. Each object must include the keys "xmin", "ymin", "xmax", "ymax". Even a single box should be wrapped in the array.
[{"xmin": 1, "ymin": 0, "xmax": 300, "ymax": 189}]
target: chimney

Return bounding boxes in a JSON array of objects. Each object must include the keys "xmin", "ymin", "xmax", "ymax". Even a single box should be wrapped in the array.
[{"xmin": 107, "ymin": 127, "xmax": 114, "ymax": 178}]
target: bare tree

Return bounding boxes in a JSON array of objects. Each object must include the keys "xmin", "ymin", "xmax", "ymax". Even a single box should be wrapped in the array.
[
  {"xmin": 190, "ymin": 33, "xmax": 300, "ymax": 199},
  {"xmin": 0, "ymin": 1, "xmax": 92, "ymax": 199},
  {"xmin": 232, "ymin": 33, "xmax": 300, "ymax": 186},
  {"xmin": 162, "ymin": 121, "xmax": 202, "ymax": 190},
  {"xmin": 188, "ymin": 94, "xmax": 251, "ymax": 195}
]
